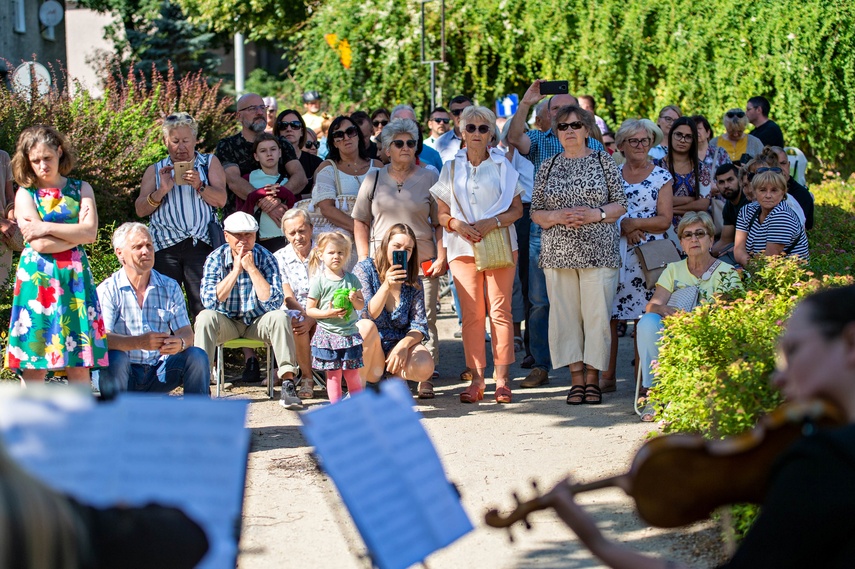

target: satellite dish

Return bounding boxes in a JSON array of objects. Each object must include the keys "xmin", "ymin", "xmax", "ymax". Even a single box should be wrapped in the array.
[
  {"xmin": 11, "ymin": 62, "xmax": 52, "ymax": 100},
  {"xmin": 39, "ymin": 1, "xmax": 65, "ymax": 28}
]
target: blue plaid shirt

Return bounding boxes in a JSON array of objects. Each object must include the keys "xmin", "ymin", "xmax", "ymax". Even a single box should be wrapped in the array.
[
  {"xmin": 97, "ymin": 269, "xmax": 191, "ymax": 366},
  {"xmin": 523, "ymin": 130, "xmax": 605, "ymax": 174},
  {"xmin": 200, "ymin": 244, "xmax": 284, "ymax": 324}
]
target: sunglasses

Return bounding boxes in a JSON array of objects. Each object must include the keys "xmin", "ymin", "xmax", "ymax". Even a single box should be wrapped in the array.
[
  {"xmin": 304, "ymin": 141, "xmax": 320, "ymax": 149},
  {"xmin": 237, "ymin": 104, "xmax": 267, "ymax": 113},
  {"xmin": 556, "ymin": 121, "xmax": 585, "ymax": 131},
  {"xmin": 373, "ymin": 119, "xmax": 389, "ymax": 128},
  {"xmin": 277, "ymin": 120, "xmax": 303, "ymax": 131},
  {"xmin": 431, "ymin": 117, "xmax": 451, "ymax": 124},
  {"xmin": 756, "ymin": 167, "xmax": 782, "ymax": 174},
  {"xmin": 450, "ymin": 109, "xmax": 465, "ymax": 117},
  {"xmin": 464, "ymin": 124, "xmax": 491, "ymax": 134},
  {"xmin": 626, "ymin": 137, "xmax": 651, "ymax": 148},
  {"xmin": 390, "ymin": 139, "xmax": 417, "ymax": 149},
  {"xmin": 680, "ymin": 230, "xmax": 708, "ymax": 240},
  {"xmin": 726, "ymin": 111, "xmax": 746, "ymax": 119},
  {"xmin": 673, "ymin": 132, "xmax": 694, "ymax": 142},
  {"xmin": 331, "ymin": 125, "xmax": 360, "ymax": 140}
]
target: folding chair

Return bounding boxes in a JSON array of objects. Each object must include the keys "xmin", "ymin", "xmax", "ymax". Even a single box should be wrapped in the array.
[
  {"xmin": 784, "ymin": 147, "xmax": 807, "ymax": 186},
  {"xmin": 215, "ymin": 338, "xmax": 274, "ymax": 399}
]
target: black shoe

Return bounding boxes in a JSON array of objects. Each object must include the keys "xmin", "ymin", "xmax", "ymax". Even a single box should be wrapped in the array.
[
  {"xmin": 521, "ymin": 355, "xmax": 536, "ymax": 369},
  {"xmin": 242, "ymin": 357, "xmax": 262, "ymax": 383}
]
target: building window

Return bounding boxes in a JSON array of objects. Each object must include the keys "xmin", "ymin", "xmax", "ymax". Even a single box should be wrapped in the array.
[{"xmin": 13, "ymin": 0, "xmax": 27, "ymax": 33}]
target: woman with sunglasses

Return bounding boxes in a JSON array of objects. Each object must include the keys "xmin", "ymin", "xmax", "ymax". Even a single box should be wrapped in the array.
[
  {"xmin": 274, "ymin": 109, "xmax": 323, "ymax": 199},
  {"xmin": 654, "ymin": 117, "xmax": 711, "ymax": 246},
  {"xmin": 431, "ymin": 106, "xmax": 524, "ymax": 404},
  {"xmin": 530, "ymin": 105, "xmax": 628, "ymax": 405},
  {"xmin": 370, "ymin": 108, "xmax": 390, "ymax": 141},
  {"xmin": 312, "ymin": 115, "xmax": 382, "ymax": 258},
  {"xmin": 711, "ymin": 108, "xmax": 764, "ymax": 163},
  {"xmin": 304, "ymin": 129, "xmax": 320, "ymax": 156},
  {"xmin": 734, "ymin": 167, "xmax": 809, "ymax": 267}
]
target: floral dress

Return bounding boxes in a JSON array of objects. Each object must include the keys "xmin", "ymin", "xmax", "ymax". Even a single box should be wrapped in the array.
[
  {"xmin": 612, "ymin": 166, "xmax": 672, "ymax": 320},
  {"xmin": 5, "ymin": 179, "xmax": 109, "ymax": 371}
]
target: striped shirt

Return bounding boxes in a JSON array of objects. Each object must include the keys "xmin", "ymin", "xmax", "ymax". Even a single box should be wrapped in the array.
[
  {"xmin": 736, "ymin": 201, "xmax": 809, "ymax": 260},
  {"xmin": 150, "ymin": 152, "xmax": 217, "ymax": 251},
  {"xmin": 97, "ymin": 269, "xmax": 191, "ymax": 366},
  {"xmin": 200, "ymin": 244, "xmax": 284, "ymax": 324},
  {"xmin": 522, "ymin": 129, "xmax": 605, "ymax": 175}
]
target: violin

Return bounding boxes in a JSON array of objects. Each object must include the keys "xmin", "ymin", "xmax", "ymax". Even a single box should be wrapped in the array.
[{"xmin": 485, "ymin": 399, "xmax": 845, "ymax": 533}]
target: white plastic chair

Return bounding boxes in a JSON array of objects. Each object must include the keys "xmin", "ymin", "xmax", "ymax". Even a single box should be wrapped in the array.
[{"xmin": 784, "ymin": 147, "xmax": 807, "ymax": 186}]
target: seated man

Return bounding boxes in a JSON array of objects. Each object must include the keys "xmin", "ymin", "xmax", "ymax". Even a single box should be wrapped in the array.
[
  {"xmin": 711, "ymin": 163, "xmax": 748, "ymax": 263},
  {"xmin": 195, "ymin": 212, "xmax": 302, "ymax": 409},
  {"xmin": 97, "ymin": 222, "xmax": 209, "ymax": 395}
]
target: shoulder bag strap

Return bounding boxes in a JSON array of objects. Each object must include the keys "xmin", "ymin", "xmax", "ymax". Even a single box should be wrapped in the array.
[
  {"xmin": 747, "ymin": 206, "xmax": 762, "ymax": 232},
  {"xmin": 330, "ymin": 160, "xmax": 343, "ymax": 197},
  {"xmin": 448, "ymin": 160, "xmax": 471, "ymax": 224}
]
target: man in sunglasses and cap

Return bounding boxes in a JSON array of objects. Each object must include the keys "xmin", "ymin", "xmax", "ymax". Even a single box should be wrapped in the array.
[
  {"xmin": 302, "ymin": 90, "xmax": 324, "ymax": 136},
  {"xmin": 195, "ymin": 212, "xmax": 303, "ymax": 409}
]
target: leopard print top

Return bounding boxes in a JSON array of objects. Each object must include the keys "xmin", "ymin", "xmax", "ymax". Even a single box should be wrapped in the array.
[{"xmin": 531, "ymin": 150, "xmax": 627, "ymax": 269}]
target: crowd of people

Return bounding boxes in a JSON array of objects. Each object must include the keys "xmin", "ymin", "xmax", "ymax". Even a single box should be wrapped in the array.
[{"xmin": 2, "ymin": 82, "xmax": 813, "ymax": 414}]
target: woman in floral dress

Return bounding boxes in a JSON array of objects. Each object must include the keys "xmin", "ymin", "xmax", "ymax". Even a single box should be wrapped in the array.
[
  {"xmin": 5, "ymin": 126, "xmax": 108, "ymax": 384},
  {"xmin": 602, "ymin": 119, "xmax": 673, "ymax": 389}
]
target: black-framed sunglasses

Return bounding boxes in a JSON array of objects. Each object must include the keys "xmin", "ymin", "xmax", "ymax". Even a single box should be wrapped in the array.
[
  {"xmin": 450, "ymin": 109, "xmax": 465, "ymax": 117},
  {"xmin": 756, "ymin": 167, "xmax": 782, "ymax": 175},
  {"xmin": 372, "ymin": 119, "xmax": 389, "ymax": 128},
  {"xmin": 304, "ymin": 141, "xmax": 321, "ymax": 149},
  {"xmin": 331, "ymin": 125, "xmax": 360, "ymax": 140},
  {"xmin": 390, "ymin": 139, "xmax": 417, "ymax": 149},
  {"xmin": 726, "ymin": 111, "xmax": 746, "ymax": 119},
  {"xmin": 464, "ymin": 124, "xmax": 491, "ymax": 134},
  {"xmin": 431, "ymin": 117, "xmax": 451, "ymax": 124},
  {"xmin": 556, "ymin": 121, "xmax": 585, "ymax": 131},
  {"xmin": 277, "ymin": 120, "xmax": 303, "ymax": 131}
]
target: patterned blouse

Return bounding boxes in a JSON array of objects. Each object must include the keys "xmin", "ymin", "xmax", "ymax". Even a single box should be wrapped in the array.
[
  {"xmin": 353, "ymin": 259, "xmax": 429, "ymax": 354},
  {"xmin": 531, "ymin": 150, "xmax": 627, "ymax": 269}
]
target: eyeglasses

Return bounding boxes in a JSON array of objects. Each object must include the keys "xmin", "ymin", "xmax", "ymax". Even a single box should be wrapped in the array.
[
  {"xmin": 373, "ymin": 120, "xmax": 389, "ymax": 128},
  {"xmin": 658, "ymin": 115, "xmax": 676, "ymax": 123},
  {"xmin": 465, "ymin": 124, "xmax": 491, "ymax": 134},
  {"xmin": 331, "ymin": 125, "xmax": 360, "ymax": 140},
  {"xmin": 277, "ymin": 120, "xmax": 303, "ymax": 131},
  {"xmin": 431, "ymin": 117, "xmax": 451, "ymax": 124},
  {"xmin": 237, "ymin": 104, "xmax": 268, "ymax": 114},
  {"xmin": 726, "ymin": 111, "xmax": 746, "ymax": 119},
  {"xmin": 450, "ymin": 108, "xmax": 465, "ymax": 117},
  {"xmin": 604, "ymin": 140, "xmax": 616, "ymax": 147},
  {"xmin": 304, "ymin": 141, "xmax": 321, "ymax": 150},
  {"xmin": 390, "ymin": 139, "xmax": 417, "ymax": 149},
  {"xmin": 755, "ymin": 167, "xmax": 782, "ymax": 174},
  {"xmin": 673, "ymin": 132, "xmax": 694, "ymax": 143},
  {"xmin": 680, "ymin": 230, "xmax": 708, "ymax": 240},
  {"xmin": 626, "ymin": 137, "xmax": 651, "ymax": 148},
  {"xmin": 164, "ymin": 113, "xmax": 193, "ymax": 122},
  {"xmin": 556, "ymin": 121, "xmax": 585, "ymax": 131}
]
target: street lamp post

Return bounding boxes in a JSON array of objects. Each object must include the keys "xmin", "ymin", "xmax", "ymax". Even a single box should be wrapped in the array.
[{"xmin": 417, "ymin": 0, "xmax": 445, "ymax": 112}]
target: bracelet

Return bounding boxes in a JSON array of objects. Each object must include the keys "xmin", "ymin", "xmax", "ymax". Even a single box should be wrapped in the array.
[
  {"xmin": 445, "ymin": 217, "xmax": 456, "ymax": 232},
  {"xmin": 495, "ymin": 216, "xmax": 501, "ymax": 228},
  {"xmin": 147, "ymin": 194, "xmax": 162, "ymax": 208},
  {"xmin": 4, "ymin": 203, "xmax": 14, "ymax": 216},
  {"xmin": 180, "ymin": 337, "xmax": 186, "ymax": 351}
]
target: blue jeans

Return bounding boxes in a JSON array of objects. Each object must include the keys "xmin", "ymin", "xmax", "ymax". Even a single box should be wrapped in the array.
[
  {"xmin": 636, "ymin": 313, "xmax": 664, "ymax": 388},
  {"xmin": 101, "ymin": 348, "xmax": 210, "ymax": 395},
  {"xmin": 527, "ymin": 223, "xmax": 551, "ymax": 370}
]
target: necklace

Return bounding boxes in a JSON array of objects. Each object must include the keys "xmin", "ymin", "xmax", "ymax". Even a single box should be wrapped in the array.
[{"xmin": 388, "ymin": 164, "xmax": 413, "ymax": 193}]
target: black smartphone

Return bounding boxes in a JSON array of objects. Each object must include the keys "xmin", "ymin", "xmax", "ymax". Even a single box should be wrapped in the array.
[
  {"xmin": 540, "ymin": 80, "xmax": 569, "ymax": 95},
  {"xmin": 392, "ymin": 250, "xmax": 407, "ymax": 268}
]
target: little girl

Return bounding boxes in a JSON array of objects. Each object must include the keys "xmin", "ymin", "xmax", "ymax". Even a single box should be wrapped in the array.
[{"xmin": 306, "ymin": 232, "xmax": 366, "ymax": 403}]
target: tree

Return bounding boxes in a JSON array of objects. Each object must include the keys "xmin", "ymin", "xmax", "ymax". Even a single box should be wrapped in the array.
[{"xmin": 175, "ymin": 0, "xmax": 310, "ymax": 40}]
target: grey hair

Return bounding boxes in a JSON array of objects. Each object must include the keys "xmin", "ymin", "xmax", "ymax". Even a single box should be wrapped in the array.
[
  {"xmin": 723, "ymin": 108, "xmax": 749, "ymax": 131},
  {"xmin": 112, "ymin": 222, "xmax": 150, "ymax": 250},
  {"xmin": 162, "ymin": 112, "xmax": 198, "ymax": 138},
  {"xmin": 615, "ymin": 118, "xmax": 663, "ymax": 149},
  {"xmin": 262, "ymin": 96, "xmax": 277, "ymax": 111},
  {"xmin": 380, "ymin": 118, "xmax": 419, "ymax": 152},
  {"xmin": 390, "ymin": 104, "xmax": 416, "ymax": 120},
  {"xmin": 677, "ymin": 211, "xmax": 715, "ymax": 238},
  {"xmin": 280, "ymin": 208, "xmax": 313, "ymax": 232},
  {"xmin": 551, "ymin": 105, "xmax": 597, "ymax": 135},
  {"xmin": 460, "ymin": 106, "xmax": 499, "ymax": 142}
]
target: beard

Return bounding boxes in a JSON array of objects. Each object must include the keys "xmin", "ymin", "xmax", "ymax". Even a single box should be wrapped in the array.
[{"xmin": 248, "ymin": 118, "xmax": 267, "ymax": 133}]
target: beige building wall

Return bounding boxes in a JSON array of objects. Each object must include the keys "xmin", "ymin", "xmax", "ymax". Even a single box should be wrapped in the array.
[{"xmin": 65, "ymin": 7, "xmax": 116, "ymax": 97}]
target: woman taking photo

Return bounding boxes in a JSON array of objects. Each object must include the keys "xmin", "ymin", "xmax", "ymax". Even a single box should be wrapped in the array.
[
  {"xmin": 136, "ymin": 112, "xmax": 228, "ymax": 316},
  {"xmin": 602, "ymin": 119, "xmax": 673, "ymax": 391},
  {"xmin": 353, "ymin": 224, "xmax": 435, "ymax": 397},
  {"xmin": 431, "ymin": 106, "xmax": 523, "ymax": 404},
  {"xmin": 352, "ymin": 119, "xmax": 444, "ymax": 390},
  {"xmin": 274, "ymin": 109, "xmax": 323, "ymax": 200},
  {"xmin": 6, "ymin": 126, "xmax": 108, "ymax": 383},
  {"xmin": 711, "ymin": 108, "xmax": 764, "ymax": 164},
  {"xmin": 530, "ymin": 105, "xmax": 627, "ymax": 405},
  {"xmin": 734, "ymin": 168, "xmax": 809, "ymax": 267}
]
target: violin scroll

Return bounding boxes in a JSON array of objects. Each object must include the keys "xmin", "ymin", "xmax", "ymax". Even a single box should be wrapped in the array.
[{"xmin": 484, "ymin": 480, "xmax": 549, "ymax": 540}]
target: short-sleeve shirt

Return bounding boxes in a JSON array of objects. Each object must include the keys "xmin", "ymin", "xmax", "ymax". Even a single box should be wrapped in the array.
[
  {"xmin": 722, "ymin": 193, "xmax": 750, "ymax": 227},
  {"xmin": 307, "ymin": 271, "xmax": 362, "ymax": 336},
  {"xmin": 200, "ymin": 244, "xmax": 284, "ymax": 324},
  {"xmin": 736, "ymin": 201, "xmax": 809, "ymax": 260},
  {"xmin": 97, "ymin": 269, "xmax": 191, "ymax": 366},
  {"xmin": 656, "ymin": 258, "xmax": 741, "ymax": 302},
  {"xmin": 750, "ymin": 120, "xmax": 785, "ymax": 148},
  {"xmin": 351, "ymin": 167, "xmax": 440, "ymax": 262},
  {"xmin": 215, "ymin": 132, "xmax": 298, "ymax": 178},
  {"xmin": 273, "ymin": 242, "xmax": 315, "ymax": 310}
]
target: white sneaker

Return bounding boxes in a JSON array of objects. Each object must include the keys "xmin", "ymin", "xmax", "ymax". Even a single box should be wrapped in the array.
[{"xmin": 279, "ymin": 381, "xmax": 303, "ymax": 410}]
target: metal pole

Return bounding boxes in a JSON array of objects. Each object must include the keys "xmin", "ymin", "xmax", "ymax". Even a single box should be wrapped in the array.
[
  {"xmin": 420, "ymin": 2, "xmax": 426, "ymax": 63},
  {"xmin": 430, "ymin": 61, "xmax": 436, "ymax": 111},
  {"xmin": 440, "ymin": 0, "xmax": 446, "ymax": 62},
  {"xmin": 234, "ymin": 32, "xmax": 245, "ymax": 97}
]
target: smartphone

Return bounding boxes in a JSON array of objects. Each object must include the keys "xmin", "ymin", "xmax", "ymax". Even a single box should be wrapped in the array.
[
  {"xmin": 392, "ymin": 250, "xmax": 407, "ymax": 268},
  {"xmin": 540, "ymin": 80, "xmax": 569, "ymax": 95},
  {"xmin": 173, "ymin": 161, "xmax": 194, "ymax": 182}
]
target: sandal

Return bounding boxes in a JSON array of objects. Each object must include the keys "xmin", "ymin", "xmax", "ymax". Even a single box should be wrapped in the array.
[
  {"xmin": 298, "ymin": 381, "xmax": 314, "ymax": 400},
  {"xmin": 417, "ymin": 381, "xmax": 435, "ymax": 399},
  {"xmin": 566, "ymin": 384, "xmax": 586, "ymax": 405},
  {"xmin": 584, "ymin": 384, "xmax": 602, "ymax": 405},
  {"xmin": 495, "ymin": 385, "xmax": 512, "ymax": 404},
  {"xmin": 459, "ymin": 368, "xmax": 473, "ymax": 382},
  {"xmin": 641, "ymin": 411, "xmax": 656, "ymax": 422},
  {"xmin": 459, "ymin": 385, "xmax": 484, "ymax": 404}
]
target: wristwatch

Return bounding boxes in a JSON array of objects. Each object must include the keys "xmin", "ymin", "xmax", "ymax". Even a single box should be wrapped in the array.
[
  {"xmin": 597, "ymin": 207, "xmax": 606, "ymax": 221},
  {"xmin": 495, "ymin": 217, "xmax": 501, "ymax": 227}
]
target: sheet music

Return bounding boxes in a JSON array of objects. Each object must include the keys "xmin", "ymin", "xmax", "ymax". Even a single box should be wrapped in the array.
[
  {"xmin": 301, "ymin": 380, "xmax": 472, "ymax": 569},
  {"xmin": 0, "ymin": 387, "xmax": 249, "ymax": 569}
]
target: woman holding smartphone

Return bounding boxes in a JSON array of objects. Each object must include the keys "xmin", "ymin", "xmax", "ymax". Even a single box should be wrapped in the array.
[{"xmin": 353, "ymin": 224, "xmax": 435, "ymax": 398}]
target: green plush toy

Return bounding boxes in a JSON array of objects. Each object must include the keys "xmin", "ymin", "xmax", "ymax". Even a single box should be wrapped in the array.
[{"xmin": 332, "ymin": 287, "xmax": 355, "ymax": 319}]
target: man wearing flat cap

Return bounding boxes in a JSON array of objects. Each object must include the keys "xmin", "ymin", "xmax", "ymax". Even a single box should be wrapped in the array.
[
  {"xmin": 195, "ymin": 212, "xmax": 303, "ymax": 408},
  {"xmin": 302, "ymin": 91, "xmax": 324, "ymax": 136}
]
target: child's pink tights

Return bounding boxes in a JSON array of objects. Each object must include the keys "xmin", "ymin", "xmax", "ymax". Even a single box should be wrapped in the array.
[{"xmin": 326, "ymin": 369, "xmax": 363, "ymax": 403}]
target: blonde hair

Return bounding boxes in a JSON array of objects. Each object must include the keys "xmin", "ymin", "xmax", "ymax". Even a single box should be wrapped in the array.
[{"xmin": 309, "ymin": 231, "xmax": 352, "ymax": 276}]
